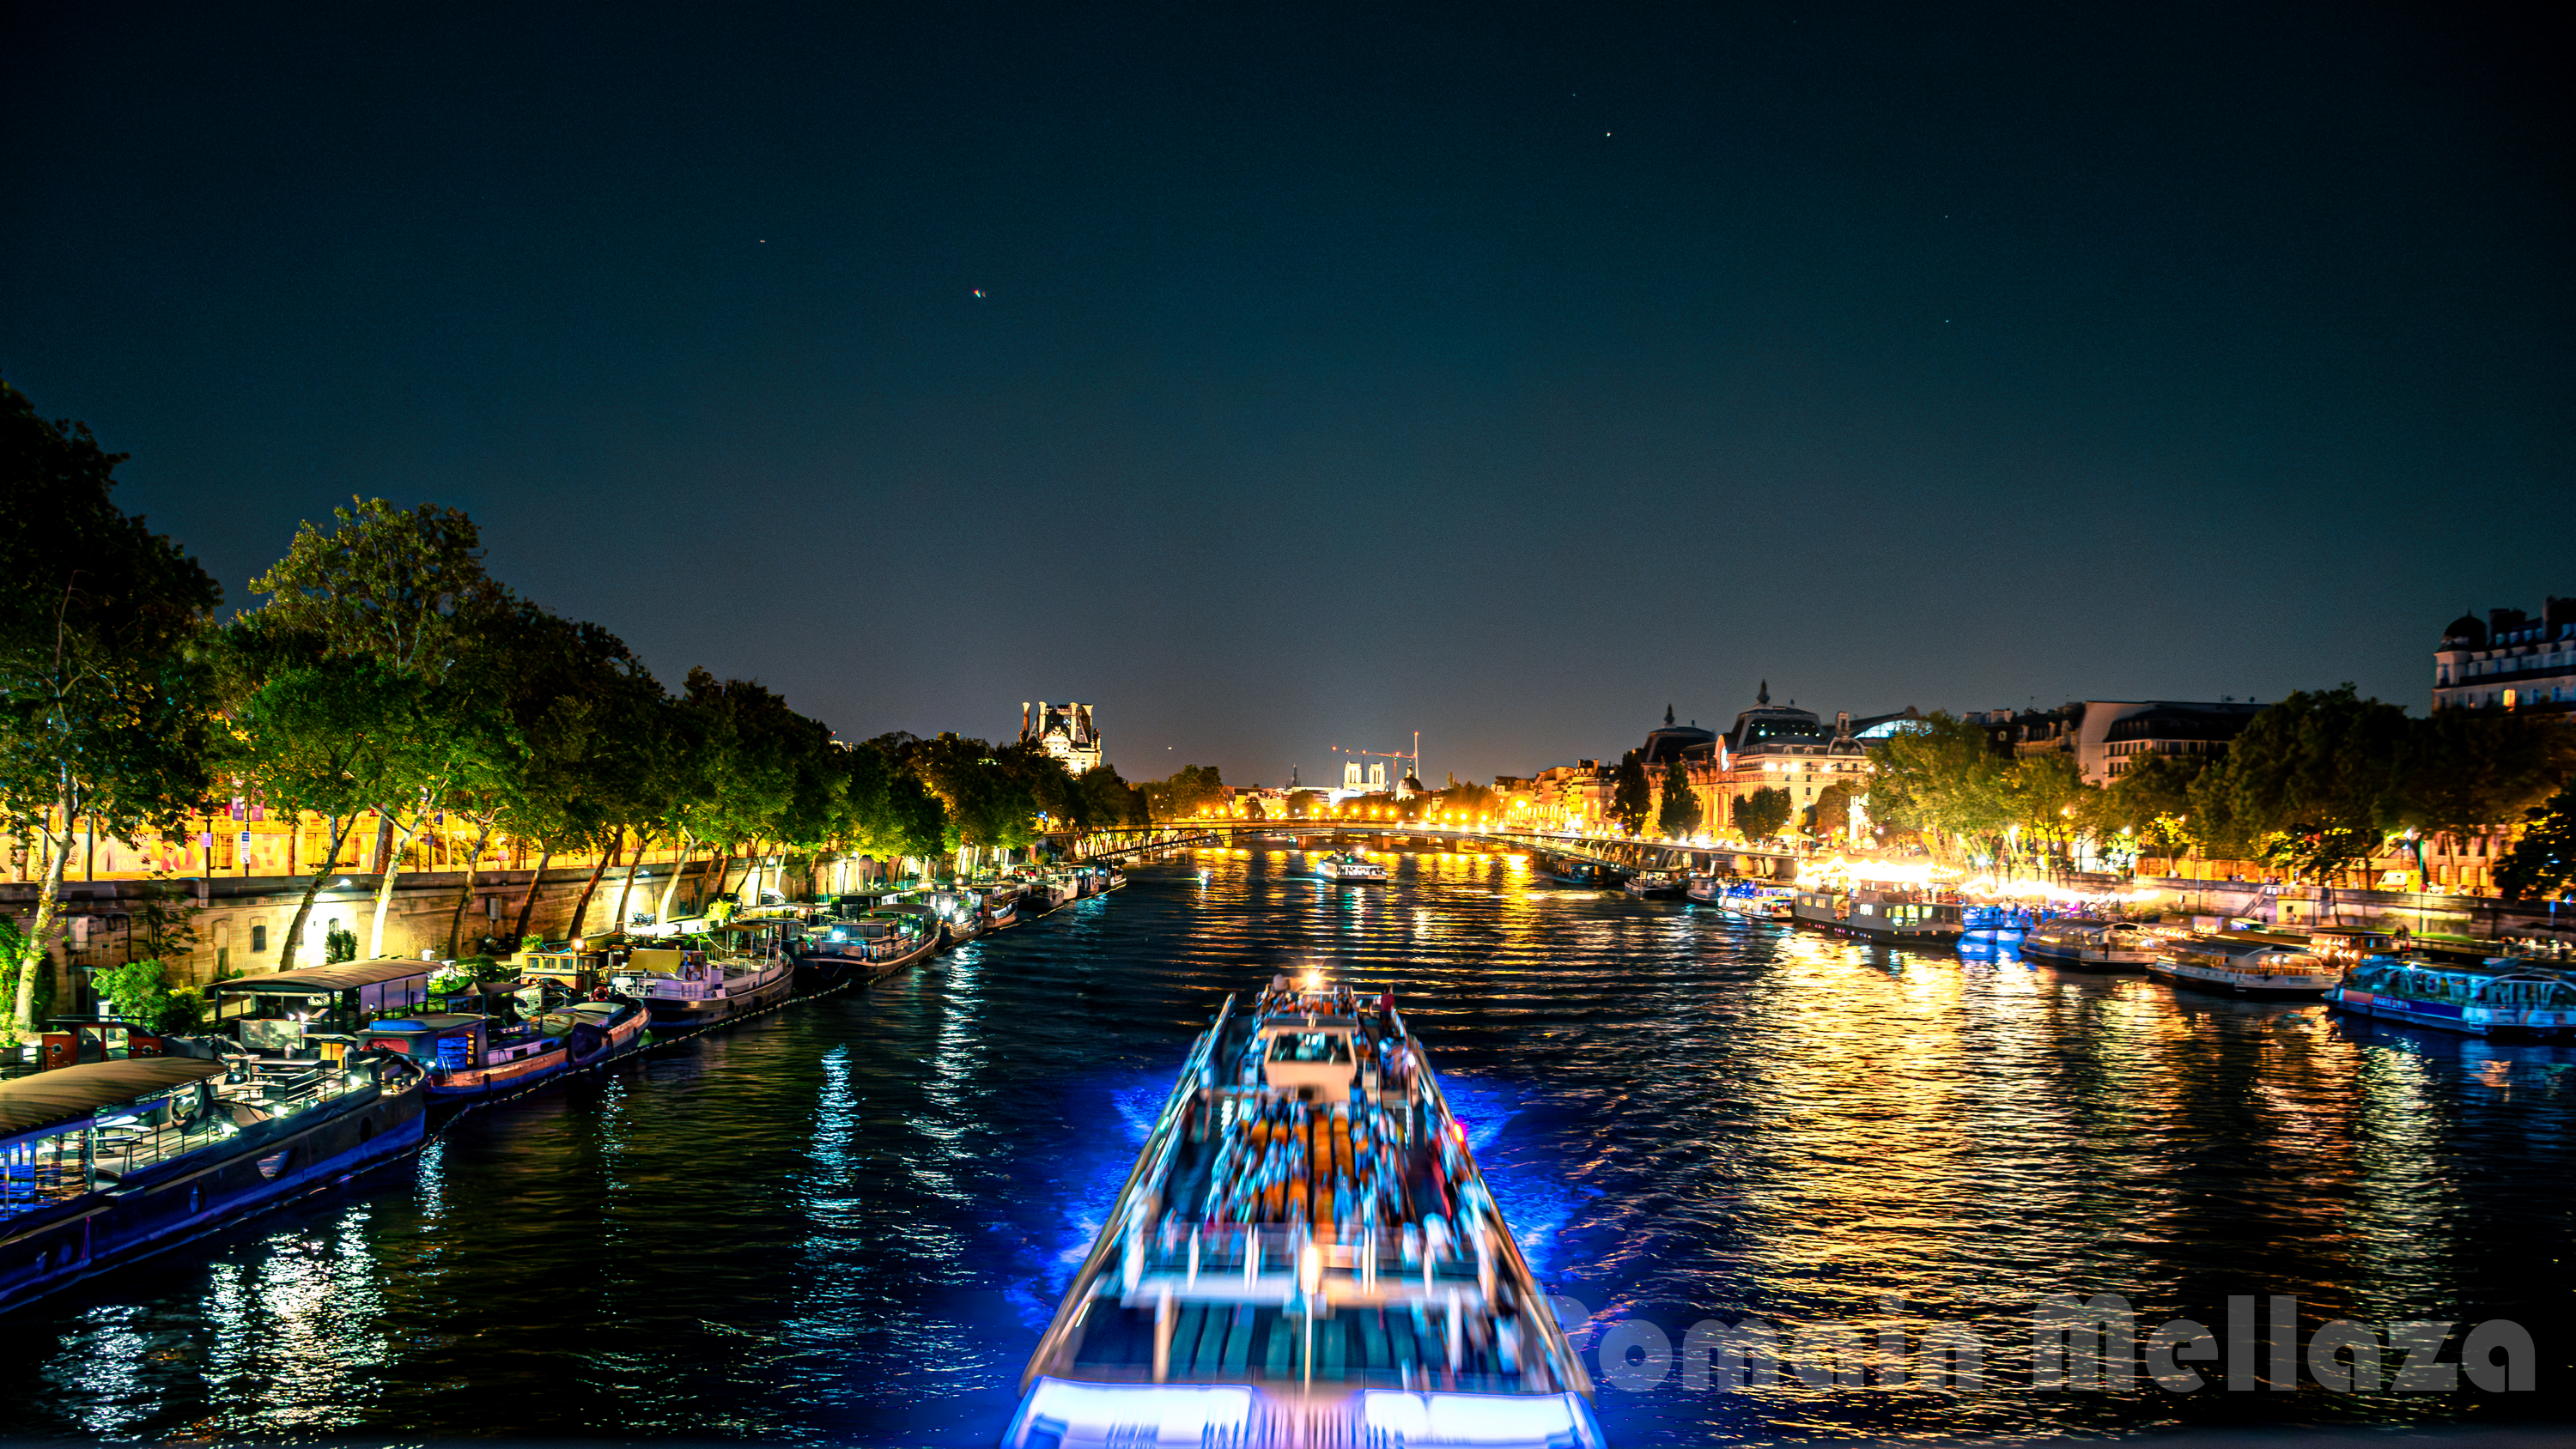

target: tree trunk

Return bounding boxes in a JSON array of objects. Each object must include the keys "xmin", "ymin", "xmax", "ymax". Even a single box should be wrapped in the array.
[
  {"xmin": 445, "ymin": 819, "xmax": 497, "ymax": 958},
  {"xmin": 368, "ymin": 806, "xmax": 434, "ymax": 960},
  {"xmin": 655, "ymin": 831, "xmax": 696, "ymax": 923},
  {"xmin": 609, "ymin": 831, "xmax": 653, "ymax": 932},
  {"xmin": 10, "ymin": 799, "xmax": 76, "ymax": 1039},
  {"xmin": 564, "ymin": 835, "xmax": 617, "ymax": 943},
  {"xmin": 705, "ymin": 846, "xmax": 733, "ymax": 905},
  {"xmin": 277, "ymin": 814, "xmax": 357, "ymax": 974},
  {"xmin": 510, "ymin": 846, "xmax": 554, "ymax": 947}
]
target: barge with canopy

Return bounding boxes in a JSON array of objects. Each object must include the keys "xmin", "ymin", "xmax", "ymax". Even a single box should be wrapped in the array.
[
  {"xmin": 1, "ymin": 1046, "xmax": 425, "ymax": 1313},
  {"xmin": 1005, "ymin": 973, "xmax": 1601, "ymax": 1449}
]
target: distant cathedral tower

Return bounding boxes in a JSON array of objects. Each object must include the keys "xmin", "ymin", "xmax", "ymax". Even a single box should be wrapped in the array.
[{"xmin": 1021, "ymin": 701, "xmax": 1104, "ymax": 773}]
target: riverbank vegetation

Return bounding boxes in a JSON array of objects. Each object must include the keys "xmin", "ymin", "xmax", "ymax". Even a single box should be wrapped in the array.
[
  {"xmin": 1867, "ymin": 687, "xmax": 2575, "ymax": 892},
  {"xmin": 1, "ymin": 380, "xmax": 1150, "ymax": 1034}
]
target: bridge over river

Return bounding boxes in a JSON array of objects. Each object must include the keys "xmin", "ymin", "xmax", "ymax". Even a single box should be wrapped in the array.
[{"xmin": 1042, "ymin": 819, "xmax": 1805, "ymax": 877}]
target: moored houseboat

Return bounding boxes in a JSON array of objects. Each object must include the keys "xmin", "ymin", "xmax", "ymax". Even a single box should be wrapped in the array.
[
  {"xmin": 1, "ymin": 1048, "xmax": 427, "ymax": 1314},
  {"xmin": 2022, "ymin": 919, "xmax": 2159, "ymax": 972},
  {"xmin": 2148, "ymin": 935, "xmax": 2342, "ymax": 997},
  {"xmin": 1790, "ymin": 888, "xmax": 1965, "ymax": 944},
  {"xmin": 2328, "ymin": 955, "xmax": 2576, "ymax": 1040},
  {"xmin": 1004, "ymin": 972, "xmax": 1601, "ymax": 1449},
  {"xmin": 349, "ymin": 994, "xmax": 649, "ymax": 1102},
  {"xmin": 795, "ymin": 909, "xmax": 941, "ymax": 988},
  {"xmin": 608, "ymin": 934, "xmax": 793, "ymax": 1032}
]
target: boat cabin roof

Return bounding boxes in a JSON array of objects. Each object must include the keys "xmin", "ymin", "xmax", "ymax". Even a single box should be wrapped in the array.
[
  {"xmin": 362, "ymin": 1014, "xmax": 488, "ymax": 1036},
  {"xmin": 0, "ymin": 1058, "xmax": 227, "ymax": 1140},
  {"xmin": 216, "ymin": 958, "xmax": 434, "ymax": 994},
  {"xmin": 2179, "ymin": 936, "xmax": 2317, "ymax": 961}
]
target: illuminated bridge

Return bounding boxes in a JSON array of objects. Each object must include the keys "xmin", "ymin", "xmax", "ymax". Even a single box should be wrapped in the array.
[{"xmin": 1041, "ymin": 819, "xmax": 1803, "ymax": 876}]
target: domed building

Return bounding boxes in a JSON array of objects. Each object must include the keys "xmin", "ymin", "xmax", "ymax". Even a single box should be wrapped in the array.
[{"xmin": 2433, "ymin": 598, "xmax": 2575, "ymax": 714}]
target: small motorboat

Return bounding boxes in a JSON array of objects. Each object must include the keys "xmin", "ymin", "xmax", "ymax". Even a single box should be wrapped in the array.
[
  {"xmin": 1624, "ymin": 870, "xmax": 1684, "ymax": 900},
  {"xmin": 1312, "ymin": 851, "xmax": 1388, "ymax": 882}
]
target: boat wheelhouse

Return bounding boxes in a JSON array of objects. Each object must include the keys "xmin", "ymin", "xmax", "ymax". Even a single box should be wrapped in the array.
[
  {"xmin": 1313, "ymin": 852, "xmax": 1389, "ymax": 883},
  {"xmin": 2022, "ymin": 919, "xmax": 2158, "ymax": 971},
  {"xmin": 2329, "ymin": 955, "xmax": 2576, "ymax": 1040},
  {"xmin": 1006, "ymin": 973, "xmax": 1600, "ymax": 1449},
  {"xmin": 1790, "ymin": 888, "xmax": 1965, "ymax": 944},
  {"xmin": 0, "ymin": 1050, "xmax": 426, "ymax": 1313},
  {"xmin": 2148, "ymin": 936, "xmax": 2341, "ymax": 997}
]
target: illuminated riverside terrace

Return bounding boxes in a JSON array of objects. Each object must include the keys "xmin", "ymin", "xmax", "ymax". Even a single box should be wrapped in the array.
[{"xmin": 1, "ymin": 848, "xmax": 2570, "ymax": 1445}]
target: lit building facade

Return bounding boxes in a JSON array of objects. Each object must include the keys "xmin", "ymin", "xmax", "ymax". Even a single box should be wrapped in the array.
[
  {"xmin": 1980, "ymin": 700, "xmax": 2266, "ymax": 786},
  {"xmin": 1021, "ymin": 701, "xmax": 1104, "ymax": 773},
  {"xmin": 1674, "ymin": 686, "xmax": 1872, "ymax": 840},
  {"xmin": 2433, "ymin": 599, "xmax": 2576, "ymax": 713}
]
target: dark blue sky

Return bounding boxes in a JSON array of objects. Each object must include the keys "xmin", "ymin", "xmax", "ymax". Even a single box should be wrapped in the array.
[{"xmin": 7, "ymin": 3, "xmax": 2569, "ymax": 787}]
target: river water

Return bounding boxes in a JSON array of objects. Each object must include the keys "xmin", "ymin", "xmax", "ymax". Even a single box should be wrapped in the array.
[{"xmin": 3, "ymin": 847, "xmax": 2571, "ymax": 1445}]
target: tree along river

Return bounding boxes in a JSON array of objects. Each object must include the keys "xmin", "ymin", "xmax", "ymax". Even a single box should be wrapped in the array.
[{"xmin": 3, "ymin": 847, "xmax": 2571, "ymax": 1446}]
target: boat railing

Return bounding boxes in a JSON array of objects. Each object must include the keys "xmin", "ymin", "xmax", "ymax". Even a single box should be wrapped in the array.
[
  {"xmin": 1021, "ymin": 992, "xmax": 1236, "ymax": 1391},
  {"xmin": 1406, "ymin": 1050, "xmax": 1595, "ymax": 1398},
  {"xmin": 58, "ymin": 1055, "xmax": 386, "ymax": 1192}
]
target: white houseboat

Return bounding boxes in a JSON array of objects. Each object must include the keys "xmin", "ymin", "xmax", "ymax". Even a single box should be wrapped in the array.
[{"xmin": 2148, "ymin": 935, "xmax": 2342, "ymax": 997}]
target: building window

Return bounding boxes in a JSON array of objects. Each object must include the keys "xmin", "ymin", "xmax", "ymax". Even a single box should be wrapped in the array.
[{"xmin": 251, "ymin": 924, "xmax": 267, "ymax": 954}]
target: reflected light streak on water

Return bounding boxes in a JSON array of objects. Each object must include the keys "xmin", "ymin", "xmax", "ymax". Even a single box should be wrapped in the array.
[{"xmin": 0, "ymin": 846, "xmax": 2569, "ymax": 1444}]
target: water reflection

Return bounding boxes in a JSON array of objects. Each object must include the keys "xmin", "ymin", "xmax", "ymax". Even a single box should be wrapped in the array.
[{"xmin": 0, "ymin": 846, "xmax": 2567, "ymax": 1444}]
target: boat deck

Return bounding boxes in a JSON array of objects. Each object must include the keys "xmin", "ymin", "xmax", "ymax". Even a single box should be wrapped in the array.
[{"xmin": 1020, "ymin": 979, "xmax": 1587, "ymax": 1402}]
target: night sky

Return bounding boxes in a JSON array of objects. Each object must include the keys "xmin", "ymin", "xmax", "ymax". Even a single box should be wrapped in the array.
[{"xmin": 6, "ymin": 3, "xmax": 2569, "ymax": 788}]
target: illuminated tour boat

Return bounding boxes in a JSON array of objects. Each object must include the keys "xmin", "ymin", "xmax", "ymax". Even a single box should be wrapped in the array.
[
  {"xmin": 2328, "ymin": 954, "xmax": 2576, "ymax": 1040},
  {"xmin": 1, "ymin": 1018, "xmax": 428, "ymax": 1313},
  {"xmin": 1687, "ymin": 876, "xmax": 1792, "ymax": 921},
  {"xmin": 1005, "ymin": 973, "xmax": 1601, "ymax": 1449},
  {"xmin": 608, "ymin": 936, "xmax": 794, "ymax": 1030},
  {"xmin": 1313, "ymin": 851, "xmax": 1389, "ymax": 883},
  {"xmin": 2020, "ymin": 919, "xmax": 2159, "ymax": 972},
  {"xmin": 1789, "ymin": 887, "xmax": 1965, "ymax": 944},
  {"xmin": 2148, "ymin": 935, "xmax": 2342, "ymax": 997}
]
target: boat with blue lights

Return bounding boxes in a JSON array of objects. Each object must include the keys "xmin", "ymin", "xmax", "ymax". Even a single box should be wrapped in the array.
[
  {"xmin": 1005, "ymin": 971, "xmax": 1601, "ymax": 1449},
  {"xmin": 2327, "ymin": 952, "xmax": 2576, "ymax": 1040},
  {"xmin": 1687, "ymin": 875, "xmax": 1791, "ymax": 922},
  {"xmin": 1, "ymin": 1003, "xmax": 427, "ymax": 1314}
]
